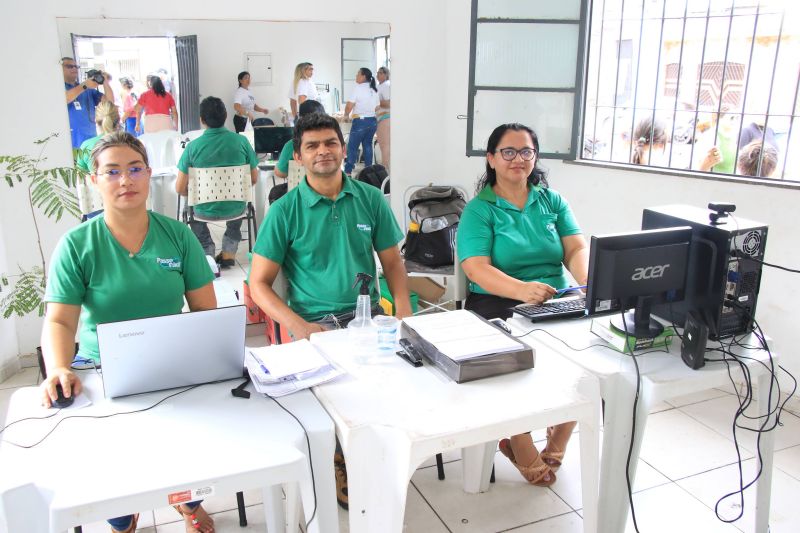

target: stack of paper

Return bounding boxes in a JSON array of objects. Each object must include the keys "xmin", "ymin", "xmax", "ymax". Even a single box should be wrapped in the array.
[
  {"xmin": 245, "ymin": 340, "xmax": 344, "ymax": 397},
  {"xmin": 402, "ymin": 310, "xmax": 525, "ymax": 361}
]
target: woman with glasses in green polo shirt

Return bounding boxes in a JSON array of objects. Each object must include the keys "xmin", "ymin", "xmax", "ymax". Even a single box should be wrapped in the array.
[
  {"xmin": 39, "ymin": 131, "xmax": 217, "ymax": 533},
  {"xmin": 457, "ymin": 123, "xmax": 590, "ymax": 488}
]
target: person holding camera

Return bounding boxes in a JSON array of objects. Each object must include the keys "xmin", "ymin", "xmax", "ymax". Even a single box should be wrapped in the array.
[{"xmin": 63, "ymin": 57, "xmax": 114, "ymax": 149}]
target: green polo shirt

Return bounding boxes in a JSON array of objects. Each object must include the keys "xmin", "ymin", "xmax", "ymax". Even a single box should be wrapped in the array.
[
  {"xmin": 177, "ymin": 126, "xmax": 259, "ymax": 218},
  {"xmin": 275, "ymin": 139, "xmax": 295, "ymax": 175},
  {"xmin": 76, "ymin": 134, "xmax": 102, "ymax": 174},
  {"xmin": 253, "ymin": 173, "xmax": 403, "ymax": 321},
  {"xmin": 457, "ymin": 185, "xmax": 582, "ymax": 295},
  {"xmin": 45, "ymin": 211, "xmax": 215, "ymax": 361}
]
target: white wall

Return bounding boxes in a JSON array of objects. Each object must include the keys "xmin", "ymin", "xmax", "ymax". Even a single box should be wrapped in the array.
[
  {"xmin": 56, "ymin": 18, "xmax": 389, "ymax": 130},
  {"xmin": 1, "ymin": 0, "xmax": 797, "ymax": 383}
]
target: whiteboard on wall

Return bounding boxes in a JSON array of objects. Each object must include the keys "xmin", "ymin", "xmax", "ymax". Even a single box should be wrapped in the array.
[{"xmin": 245, "ymin": 53, "xmax": 272, "ymax": 85}]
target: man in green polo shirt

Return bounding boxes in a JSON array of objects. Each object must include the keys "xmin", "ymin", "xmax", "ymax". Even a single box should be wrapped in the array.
[
  {"xmin": 250, "ymin": 112, "xmax": 411, "ymax": 511},
  {"xmin": 250, "ymin": 112, "xmax": 411, "ymax": 340},
  {"xmin": 176, "ymin": 96, "xmax": 259, "ymax": 267}
]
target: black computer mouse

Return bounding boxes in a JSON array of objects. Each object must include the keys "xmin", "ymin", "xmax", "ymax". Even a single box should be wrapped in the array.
[{"xmin": 53, "ymin": 383, "xmax": 74, "ymax": 409}]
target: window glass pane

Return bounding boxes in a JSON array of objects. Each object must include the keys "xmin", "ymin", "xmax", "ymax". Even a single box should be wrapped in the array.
[
  {"xmin": 476, "ymin": 23, "xmax": 578, "ymax": 88},
  {"xmin": 477, "ymin": 0, "xmax": 580, "ymax": 20},
  {"xmin": 342, "ymin": 60, "xmax": 364, "ymax": 82},
  {"xmin": 342, "ymin": 40, "xmax": 374, "ymax": 61},
  {"xmin": 472, "ymin": 90, "xmax": 574, "ymax": 154}
]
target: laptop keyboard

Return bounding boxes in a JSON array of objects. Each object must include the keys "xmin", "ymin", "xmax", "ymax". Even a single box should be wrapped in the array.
[{"xmin": 514, "ymin": 297, "xmax": 587, "ymax": 321}]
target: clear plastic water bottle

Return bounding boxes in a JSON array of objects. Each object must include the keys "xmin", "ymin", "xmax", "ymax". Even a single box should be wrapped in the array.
[{"xmin": 348, "ymin": 273, "xmax": 379, "ymax": 363}]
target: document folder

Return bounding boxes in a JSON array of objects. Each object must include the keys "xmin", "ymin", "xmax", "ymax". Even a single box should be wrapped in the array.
[{"xmin": 400, "ymin": 311, "xmax": 534, "ymax": 383}]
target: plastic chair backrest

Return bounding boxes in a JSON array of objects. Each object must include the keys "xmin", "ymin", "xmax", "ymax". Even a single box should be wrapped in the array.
[
  {"xmin": 287, "ymin": 161, "xmax": 304, "ymax": 191},
  {"xmin": 76, "ymin": 176, "xmax": 103, "ymax": 216},
  {"xmin": 139, "ymin": 130, "xmax": 182, "ymax": 169},
  {"xmin": 187, "ymin": 165, "xmax": 252, "ymax": 207}
]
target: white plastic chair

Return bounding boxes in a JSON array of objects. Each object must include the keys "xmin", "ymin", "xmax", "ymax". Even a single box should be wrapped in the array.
[
  {"xmin": 184, "ymin": 165, "xmax": 257, "ymax": 251},
  {"xmin": 75, "ymin": 176, "xmax": 104, "ymax": 221},
  {"xmin": 139, "ymin": 130, "xmax": 182, "ymax": 176},
  {"xmin": 286, "ymin": 160, "xmax": 304, "ymax": 192}
]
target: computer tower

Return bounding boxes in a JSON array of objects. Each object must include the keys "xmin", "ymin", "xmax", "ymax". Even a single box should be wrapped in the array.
[{"xmin": 642, "ymin": 204, "xmax": 768, "ymax": 339}]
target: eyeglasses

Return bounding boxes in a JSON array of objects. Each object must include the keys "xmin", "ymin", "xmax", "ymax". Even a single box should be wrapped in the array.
[
  {"xmin": 97, "ymin": 167, "xmax": 149, "ymax": 180},
  {"xmin": 63, "ymin": 64, "xmax": 79, "ymax": 70},
  {"xmin": 496, "ymin": 147, "xmax": 536, "ymax": 161}
]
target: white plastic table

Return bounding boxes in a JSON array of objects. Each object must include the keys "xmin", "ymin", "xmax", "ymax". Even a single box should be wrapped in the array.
[
  {"xmin": 310, "ymin": 328, "xmax": 602, "ymax": 533},
  {"xmin": 508, "ymin": 315, "xmax": 778, "ymax": 533},
  {"xmin": 0, "ymin": 372, "xmax": 339, "ymax": 533}
]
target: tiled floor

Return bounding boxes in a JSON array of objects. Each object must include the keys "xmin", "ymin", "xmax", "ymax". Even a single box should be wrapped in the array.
[{"xmin": 3, "ymin": 231, "xmax": 800, "ymax": 532}]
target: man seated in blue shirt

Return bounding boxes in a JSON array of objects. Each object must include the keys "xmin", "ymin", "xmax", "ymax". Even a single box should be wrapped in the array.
[{"xmin": 62, "ymin": 57, "xmax": 114, "ymax": 149}]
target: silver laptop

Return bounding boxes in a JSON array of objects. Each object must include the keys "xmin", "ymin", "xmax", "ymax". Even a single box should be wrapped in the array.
[{"xmin": 97, "ymin": 306, "xmax": 246, "ymax": 398}]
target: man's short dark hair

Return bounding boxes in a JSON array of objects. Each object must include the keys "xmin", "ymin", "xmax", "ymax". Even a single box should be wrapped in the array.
[
  {"xmin": 293, "ymin": 113, "xmax": 345, "ymax": 155},
  {"xmin": 298, "ymin": 99, "xmax": 326, "ymax": 117},
  {"xmin": 199, "ymin": 96, "xmax": 227, "ymax": 128}
]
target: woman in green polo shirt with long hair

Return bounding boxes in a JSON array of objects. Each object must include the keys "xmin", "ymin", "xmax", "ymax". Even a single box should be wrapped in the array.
[
  {"xmin": 457, "ymin": 123, "xmax": 590, "ymax": 488},
  {"xmin": 39, "ymin": 131, "xmax": 217, "ymax": 533}
]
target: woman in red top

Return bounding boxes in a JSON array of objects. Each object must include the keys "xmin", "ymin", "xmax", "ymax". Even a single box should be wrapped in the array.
[{"xmin": 134, "ymin": 75, "xmax": 178, "ymax": 133}]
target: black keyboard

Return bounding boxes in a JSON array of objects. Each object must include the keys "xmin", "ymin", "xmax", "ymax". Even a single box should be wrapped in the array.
[{"xmin": 514, "ymin": 297, "xmax": 587, "ymax": 322}]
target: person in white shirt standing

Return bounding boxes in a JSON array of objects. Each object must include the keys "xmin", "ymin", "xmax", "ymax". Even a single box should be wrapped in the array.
[
  {"xmin": 233, "ymin": 71, "xmax": 269, "ymax": 133},
  {"xmin": 375, "ymin": 66, "xmax": 391, "ymax": 173},
  {"xmin": 288, "ymin": 62, "xmax": 318, "ymax": 120},
  {"xmin": 343, "ymin": 67, "xmax": 379, "ymax": 176}
]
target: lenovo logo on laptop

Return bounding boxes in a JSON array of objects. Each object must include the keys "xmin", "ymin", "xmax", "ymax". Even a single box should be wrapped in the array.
[{"xmin": 118, "ymin": 331, "xmax": 145, "ymax": 339}]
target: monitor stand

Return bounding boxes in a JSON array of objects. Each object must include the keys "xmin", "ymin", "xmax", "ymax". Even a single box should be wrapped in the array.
[{"xmin": 609, "ymin": 296, "xmax": 665, "ymax": 339}]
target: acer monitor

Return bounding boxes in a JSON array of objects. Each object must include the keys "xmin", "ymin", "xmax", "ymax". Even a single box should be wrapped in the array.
[{"xmin": 586, "ymin": 226, "xmax": 692, "ymax": 338}]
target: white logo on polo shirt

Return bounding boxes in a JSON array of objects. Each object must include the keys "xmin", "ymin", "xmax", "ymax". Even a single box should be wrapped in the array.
[{"xmin": 356, "ymin": 223, "xmax": 372, "ymax": 233}]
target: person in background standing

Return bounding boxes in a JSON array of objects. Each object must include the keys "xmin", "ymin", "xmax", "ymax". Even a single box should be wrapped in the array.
[
  {"xmin": 62, "ymin": 57, "xmax": 114, "ymax": 149},
  {"xmin": 375, "ymin": 66, "xmax": 391, "ymax": 173},
  {"xmin": 288, "ymin": 62, "xmax": 318, "ymax": 120},
  {"xmin": 135, "ymin": 75, "xmax": 178, "ymax": 133},
  {"xmin": 75, "ymin": 101, "xmax": 121, "ymax": 175},
  {"xmin": 343, "ymin": 67, "xmax": 379, "ymax": 176},
  {"xmin": 630, "ymin": 116, "xmax": 668, "ymax": 166},
  {"xmin": 233, "ymin": 71, "xmax": 269, "ymax": 133},
  {"xmin": 118, "ymin": 77, "xmax": 138, "ymax": 136}
]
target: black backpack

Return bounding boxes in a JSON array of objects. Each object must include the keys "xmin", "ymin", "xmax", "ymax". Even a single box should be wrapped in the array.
[
  {"xmin": 401, "ymin": 186, "xmax": 466, "ymax": 267},
  {"xmin": 357, "ymin": 164, "xmax": 389, "ymax": 193}
]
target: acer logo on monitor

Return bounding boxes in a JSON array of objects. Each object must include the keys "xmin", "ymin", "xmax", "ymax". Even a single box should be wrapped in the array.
[{"xmin": 631, "ymin": 264, "xmax": 671, "ymax": 281}]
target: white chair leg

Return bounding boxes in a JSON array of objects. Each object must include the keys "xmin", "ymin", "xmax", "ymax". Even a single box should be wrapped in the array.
[{"xmin": 262, "ymin": 485, "xmax": 285, "ymax": 533}]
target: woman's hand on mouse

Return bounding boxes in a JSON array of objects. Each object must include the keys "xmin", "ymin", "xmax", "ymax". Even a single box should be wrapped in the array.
[
  {"xmin": 40, "ymin": 368, "xmax": 82, "ymax": 408},
  {"xmin": 520, "ymin": 281, "xmax": 557, "ymax": 304}
]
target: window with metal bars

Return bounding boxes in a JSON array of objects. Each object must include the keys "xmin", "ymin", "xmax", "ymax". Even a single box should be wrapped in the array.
[{"xmin": 582, "ymin": 0, "xmax": 798, "ymax": 182}]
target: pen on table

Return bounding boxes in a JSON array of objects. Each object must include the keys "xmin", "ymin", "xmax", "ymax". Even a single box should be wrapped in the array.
[{"xmin": 556, "ymin": 285, "xmax": 587, "ymax": 295}]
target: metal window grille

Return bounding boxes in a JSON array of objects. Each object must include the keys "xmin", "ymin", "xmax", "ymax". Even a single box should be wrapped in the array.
[{"xmin": 582, "ymin": 0, "xmax": 799, "ymax": 182}]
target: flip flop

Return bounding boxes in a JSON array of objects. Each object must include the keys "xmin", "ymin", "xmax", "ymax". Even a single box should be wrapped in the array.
[
  {"xmin": 174, "ymin": 503, "xmax": 215, "ymax": 532},
  {"xmin": 498, "ymin": 438, "xmax": 556, "ymax": 487}
]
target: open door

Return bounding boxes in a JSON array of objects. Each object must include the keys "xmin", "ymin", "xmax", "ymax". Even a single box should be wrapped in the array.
[{"xmin": 175, "ymin": 35, "xmax": 200, "ymax": 132}]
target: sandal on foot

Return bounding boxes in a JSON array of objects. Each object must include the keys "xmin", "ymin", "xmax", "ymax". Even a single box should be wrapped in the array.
[
  {"xmin": 110, "ymin": 513, "xmax": 139, "ymax": 533},
  {"xmin": 498, "ymin": 438, "xmax": 556, "ymax": 486},
  {"xmin": 174, "ymin": 503, "xmax": 215, "ymax": 533},
  {"xmin": 541, "ymin": 426, "xmax": 566, "ymax": 470}
]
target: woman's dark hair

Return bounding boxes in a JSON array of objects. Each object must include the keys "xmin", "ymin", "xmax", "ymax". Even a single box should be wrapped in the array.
[
  {"xmin": 631, "ymin": 116, "xmax": 667, "ymax": 165},
  {"xmin": 476, "ymin": 123, "xmax": 547, "ymax": 193},
  {"xmin": 199, "ymin": 96, "xmax": 227, "ymax": 128},
  {"xmin": 359, "ymin": 68, "xmax": 377, "ymax": 92},
  {"xmin": 293, "ymin": 113, "xmax": 345, "ymax": 155},
  {"xmin": 119, "ymin": 77, "xmax": 134, "ymax": 90},
  {"xmin": 149, "ymin": 75, "xmax": 166, "ymax": 97},
  {"xmin": 237, "ymin": 71, "xmax": 250, "ymax": 87}
]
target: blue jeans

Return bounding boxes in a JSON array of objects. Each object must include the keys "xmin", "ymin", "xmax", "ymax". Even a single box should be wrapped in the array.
[
  {"xmin": 345, "ymin": 117, "xmax": 378, "ymax": 174},
  {"xmin": 107, "ymin": 501, "xmax": 201, "ymax": 530}
]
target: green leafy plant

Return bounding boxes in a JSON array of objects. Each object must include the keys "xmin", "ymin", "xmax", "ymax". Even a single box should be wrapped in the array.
[{"xmin": 1, "ymin": 133, "xmax": 84, "ymax": 318}]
